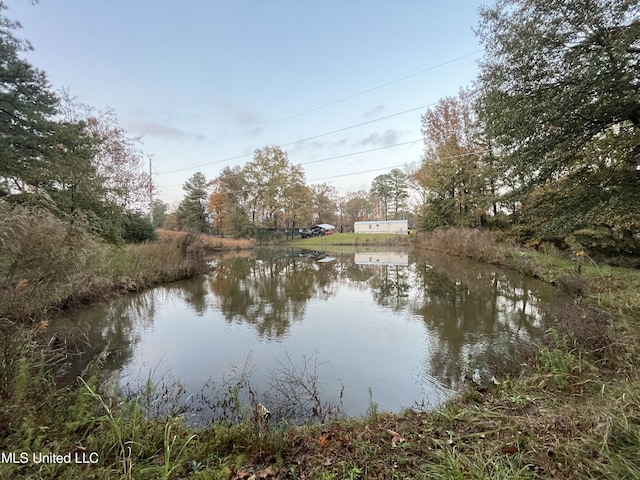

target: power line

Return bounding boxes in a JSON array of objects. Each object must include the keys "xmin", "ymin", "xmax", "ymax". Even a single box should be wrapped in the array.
[
  {"xmin": 279, "ymin": 103, "xmax": 436, "ymax": 149},
  {"xmin": 153, "ymin": 50, "xmax": 481, "ymax": 164},
  {"xmin": 157, "ymin": 150, "xmax": 487, "ymax": 199},
  {"xmin": 308, "ymin": 151, "xmax": 487, "ymax": 182},
  {"xmin": 156, "ymin": 100, "xmax": 437, "ymax": 176},
  {"xmin": 156, "ymin": 139, "xmax": 423, "ymax": 188}
]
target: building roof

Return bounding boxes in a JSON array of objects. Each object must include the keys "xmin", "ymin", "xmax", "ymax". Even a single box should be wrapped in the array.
[{"xmin": 354, "ymin": 220, "xmax": 408, "ymax": 225}]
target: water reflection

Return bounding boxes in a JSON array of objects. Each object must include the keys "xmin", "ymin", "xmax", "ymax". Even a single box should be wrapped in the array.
[
  {"xmin": 208, "ymin": 252, "xmax": 338, "ymax": 338},
  {"xmin": 50, "ymin": 248, "xmax": 563, "ymax": 419},
  {"xmin": 411, "ymin": 252, "xmax": 552, "ymax": 389}
]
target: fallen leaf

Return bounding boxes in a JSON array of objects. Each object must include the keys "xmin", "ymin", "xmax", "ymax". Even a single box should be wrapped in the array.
[
  {"xmin": 231, "ymin": 470, "xmax": 250, "ymax": 480},
  {"xmin": 386, "ymin": 428, "xmax": 406, "ymax": 447},
  {"xmin": 319, "ymin": 432, "xmax": 331, "ymax": 447},
  {"xmin": 500, "ymin": 444, "xmax": 518, "ymax": 455},
  {"xmin": 258, "ymin": 465, "xmax": 276, "ymax": 478}
]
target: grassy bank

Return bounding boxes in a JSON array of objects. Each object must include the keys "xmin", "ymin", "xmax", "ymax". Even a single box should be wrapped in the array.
[
  {"xmin": 413, "ymin": 228, "xmax": 640, "ymax": 322},
  {"xmin": 287, "ymin": 232, "xmax": 410, "ymax": 247},
  {"xmin": 1, "ymin": 225, "xmax": 639, "ymax": 478}
]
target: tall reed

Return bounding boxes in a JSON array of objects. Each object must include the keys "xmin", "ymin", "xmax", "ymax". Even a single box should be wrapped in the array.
[{"xmin": 0, "ymin": 204, "xmax": 209, "ymax": 320}]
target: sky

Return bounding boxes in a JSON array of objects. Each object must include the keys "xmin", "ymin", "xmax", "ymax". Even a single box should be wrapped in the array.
[{"xmin": 7, "ymin": 0, "xmax": 487, "ymax": 207}]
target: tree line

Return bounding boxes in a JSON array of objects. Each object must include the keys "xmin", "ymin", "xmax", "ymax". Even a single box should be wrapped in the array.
[
  {"xmin": 2, "ymin": 0, "xmax": 638, "ymax": 256},
  {"xmin": 159, "ymin": 152, "xmax": 410, "ymax": 237}
]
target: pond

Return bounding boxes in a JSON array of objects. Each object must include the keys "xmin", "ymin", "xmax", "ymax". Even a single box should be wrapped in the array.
[{"xmin": 50, "ymin": 248, "xmax": 566, "ymax": 423}]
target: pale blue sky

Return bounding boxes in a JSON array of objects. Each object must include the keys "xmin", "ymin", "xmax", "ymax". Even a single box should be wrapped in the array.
[{"xmin": 8, "ymin": 0, "xmax": 486, "ymax": 205}]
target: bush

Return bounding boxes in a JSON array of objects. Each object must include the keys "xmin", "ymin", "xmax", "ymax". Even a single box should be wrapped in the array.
[
  {"xmin": 414, "ymin": 228, "xmax": 510, "ymax": 264},
  {"xmin": 122, "ymin": 212, "xmax": 157, "ymax": 243}
]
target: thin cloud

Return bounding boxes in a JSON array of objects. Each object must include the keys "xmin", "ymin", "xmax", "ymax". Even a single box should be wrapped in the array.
[
  {"xmin": 129, "ymin": 121, "xmax": 207, "ymax": 142},
  {"xmin": 290, "ymin": 137, "xmax": 349, "ymax": 154},
  {"xmin": 353, "ymin": 130, "xmax": 399, "ymax": 148},
  {"xmin": 365, "ymin": 105, "xmax": 385, "ymax": 118},
  {"xmin": 217, "ymin": 101, "xmax": 261, "ymax": 127}
]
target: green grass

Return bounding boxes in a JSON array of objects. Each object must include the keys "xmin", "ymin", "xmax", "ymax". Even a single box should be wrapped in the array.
[{"xmin": 287, "ymin": 232, "xmax": 410, "ymax": 246}]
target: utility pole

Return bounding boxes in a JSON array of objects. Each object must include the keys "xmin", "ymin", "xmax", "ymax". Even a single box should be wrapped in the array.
[{"xmin": 149, "ymin": 156, "xmax": 154, "ymax": 226}]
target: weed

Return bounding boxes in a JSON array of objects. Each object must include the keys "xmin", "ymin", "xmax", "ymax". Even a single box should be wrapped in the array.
[
  {"xmin": 366, "ymin": 387, "xmax": 379, "ymax": 422},
  {"xmin": 346, "ymin": 465, "xmax": 363, "ymax": 480},
  {"xmin": 535, "ymin": 329, "xmax": 598, "ymax": 390},
  {"xmin": 266, "ymin": 351, "xmax": 343, "ymax": 423},
  {"xmin": 79, "ymin": 377, "xmax": 139, "ymax": 480},
  {"xmin": 161, "ymin": 417, "xmax": 198, "ymax": 479},
  {"xmin": 317, "ymin": 472, "xmax": 338, "ymax": 480}
]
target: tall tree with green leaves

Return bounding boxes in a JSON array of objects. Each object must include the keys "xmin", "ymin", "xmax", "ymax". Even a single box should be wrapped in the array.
[
  {"xmin": 477, "ymin": 0, "xmax": 640, "ymax": 251},
  {"xmin": 177, "ymin": 172, "xmax": 210, "ymax": 233},
  {"xmin": 370, "ymin": 169, "xmax": 409, "ymax": 220},
  {"xmin": 387, "ymin": 168, "xmax": 409, "ymax": 219},
  {"xmin": 0, "ymin": 2, "xmax": 57, "ymax": 194},
  {"xmin": 370, "ymin": 174, "xmax": 392, "ymax": 220},
  {"xmin": 39, "ymin": 120, "xmax": 102, "ymax": 217}
]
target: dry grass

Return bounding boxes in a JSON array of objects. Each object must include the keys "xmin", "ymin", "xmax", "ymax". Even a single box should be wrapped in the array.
[
  {"xmin": 105, "ymin": 233, "xmax": 208, "ymax": 286},
  {"xmin": 156, "ymin": 229, "xmax": 255, "ymax": 251},
  {"xmin": 414, "ymin": 228, "xmax": 517, "ymax": 265},
  {"xmin": 0, "ymin": 204, "xmax": 106, "ymax": 319},
  {"xmin": 0, "ymin": 207, "xmax": 210, "ymax": 320}
]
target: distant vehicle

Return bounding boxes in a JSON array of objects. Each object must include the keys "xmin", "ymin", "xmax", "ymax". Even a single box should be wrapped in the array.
[
  {"xmin": 300, "ymin": 224, "xmax": 336, "ymax": 238},
  {"xmin": 314, "ymin": 224, "xmax": 335, "ymax": 235}
]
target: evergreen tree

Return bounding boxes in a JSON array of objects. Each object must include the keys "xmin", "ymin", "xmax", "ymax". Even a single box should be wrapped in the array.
[
  {"xmin": 0, "ymin": 2, "xmax": 57, "ymax": 192},
  {"xmin": 177, "ymin": 172, "xmax": 210, "ymax": 233}
]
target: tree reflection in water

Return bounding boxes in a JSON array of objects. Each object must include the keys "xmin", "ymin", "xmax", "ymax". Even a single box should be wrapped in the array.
[
  {"xmin": 410, "ymin": 252, "xmax": 560, "ymax": 390},
  {"xmin": 208, "ymin": 251, "xmax": 339, "ymax": 338},
  {"xmin": 48, "ymin": 248, "xmax": 564, "ymax": 419}
]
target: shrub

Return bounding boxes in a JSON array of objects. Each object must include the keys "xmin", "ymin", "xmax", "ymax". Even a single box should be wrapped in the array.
[{"xmin": 122, "ymin": 212, "xmax": 157, "ymax": 243}]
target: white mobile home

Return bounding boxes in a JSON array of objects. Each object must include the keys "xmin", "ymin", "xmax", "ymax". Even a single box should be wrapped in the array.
[{"xmin": 354, "ymin": 220, "xmax": 408, "ymax": 234}]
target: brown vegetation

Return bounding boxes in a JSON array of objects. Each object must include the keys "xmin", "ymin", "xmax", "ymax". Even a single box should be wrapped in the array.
[
  {"xmin": 413, "ymin": 228, "xmax": 518, "ymax": 265},
  {"xmin": 0, "ymin": 207, "xmax": 210, "ymax": 321},
  {"xmin": 156, "ymin": 228, "xmax": 255, "ymax": 252}
]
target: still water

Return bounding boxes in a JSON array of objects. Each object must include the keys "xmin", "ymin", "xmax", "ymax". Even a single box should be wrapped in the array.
[{"xmin": 50, "ymin": 248, "xmax": 564, "ymax": 422}]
